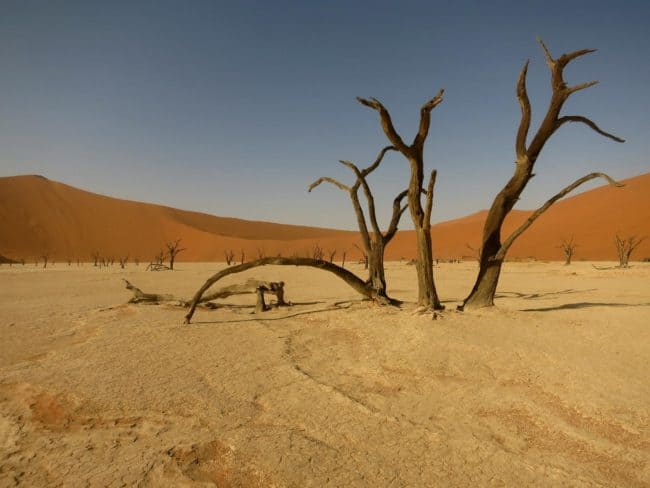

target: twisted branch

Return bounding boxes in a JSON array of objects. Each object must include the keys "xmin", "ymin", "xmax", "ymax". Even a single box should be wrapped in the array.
[{"xmin": 495, "ymin": 172, "xmax": 623, "ymax": 260}]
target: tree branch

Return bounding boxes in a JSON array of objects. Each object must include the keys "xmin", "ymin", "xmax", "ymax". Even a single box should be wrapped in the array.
[
  {"xmin": 356, "ymin": 97, "xmax": 409, "ymax": 152},
  {"xmin": 423, "ymin": 169, "xmax": 437, "ymax": 228},
  {"xmin": 184, "ymin": 257, "xmax": 387, "ymax": 323},
  {"xmin": 384, "ymin": 189, "xmax": 409, "ymax": 243},
  {"xmin": 496, "ymin": 172, "xmax": 623, "ymax": 260},
  {"xmin": 515, "ymin": 60, "xmax": 531, "ymax": 159},
  {"xmin": 566, "ymin": 80, "xmax": 599, "ymax": 95},
  {"xmin": 361, "ymin": 145, "xmax": 396, "ymax": 177},
  {"xmin": 556, "ymin": 115, "xmax": 625, "ymax": 142},
  {"xmin": 413, "ymin": 88, "xmax": 444, "ymax": 148},
  {"xmin": 308, "ymin": 177, "xmax": 351, "ymax": 193}
]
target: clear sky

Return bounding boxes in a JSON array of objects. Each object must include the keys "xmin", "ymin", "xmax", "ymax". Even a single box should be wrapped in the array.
[{"xmin": 1, "ymin": 0, "xmax": 648, "ymax": 229}]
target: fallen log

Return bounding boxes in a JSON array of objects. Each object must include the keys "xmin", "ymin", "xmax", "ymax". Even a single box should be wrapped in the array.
[
  {"xmin": 122, "ymin": 279, "xmax": 289, "ymax": 309},
  {"xmin": 183, "ymin": 257, "xmax": 396, "ymax": 324}
]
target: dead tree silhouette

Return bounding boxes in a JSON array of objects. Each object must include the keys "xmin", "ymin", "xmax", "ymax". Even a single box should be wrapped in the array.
[
  {"xmin": 357, "ymin": 93, "xmax": 444, "ymax": 309},
  {"xmin": 309, "ymin": 146, "xmax": 410, "ymax": 299},
  {"xmin": 559, "ymin": 237, "xmax": 577, "ymax": 265},
  {"xmin": 615, "ymin": 235, "xmax": 645, "ymax": 267},
  {"xmin": 166, "ymin": 239, "xmax": 186, "ymax": 270},
  {"xmin": 462, "ymin": 39, "xmax": 624, "ymax": 310}
]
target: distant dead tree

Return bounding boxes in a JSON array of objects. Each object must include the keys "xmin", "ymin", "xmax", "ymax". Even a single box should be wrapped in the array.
[
  {"xmin": 240, "ymin": 249, "xmax": 245, "ymax": 265},
  {"xmin": 134, "ymin": 257, "xmax": 140, "ymax": 266},
  {"xmin": 119, "ymin": 256, "xmax": 129, "ymax": 269},
  {"xmin": 311, "ymin": 243, "xmax": 324, "ymax": 260},
  {"xmin": 357, "ymin": 93, "xmax": 443, "ymax": 309},
  {"xmin": 615, "ymin": 235, "xmax": 645, "ymax": 268},
  {"xmin": 92, "ymin": 251, "xmax": 100, "ymax": 267},
  {"xmin": 559, "ymin": 237, "xmax": 577, "ymax": 265},
  {"xmin": 462, "ymin": 39, "xmax": 624, "ymax": 310},
  {"xmin": 256, "ymin": 248, "xmax": 265, "ymax": 260},
  {"xmin": 67, "ymin": 258, "xmax": 72, "ymax": 266},
  {"xmin": 309, "ymin": 146, "xmax": 410, "ymax": 300},
  {"xmin": 341, "ymin": 250, "xmax": 347, "ymax": 268},
  {"xmin": 41, "ymin": 253, "xmax": 49, "ymax": 269},
  {"xmin": 166, "ymin": 239, "xmax": 186, "ymax": 270},
  {"xmin": 327, "ymin": 249, "xmax": 337, "ymax": 263},
  {"xmin": 224, "ymin": 250, "xmax": 235, "ymax": 265}
]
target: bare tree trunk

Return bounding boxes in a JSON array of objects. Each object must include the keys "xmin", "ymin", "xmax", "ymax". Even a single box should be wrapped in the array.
[
  {"xmin": 414, "ymin": 226, "xmax": 440, "ymax": 307},
  {"xmin": 462, "ymin": 40, "xmax": 624, "ymax": 310},
  {"xmin": 367, "ymin": 239, "xmax": 387, "ymax": 295},
  {"xmin": 464, "ymin": 172, "xmax": 622, "ymax": 309},
  {"xmin": 357, "ymin": 92, "xmax": 444, "ymax": 309}
]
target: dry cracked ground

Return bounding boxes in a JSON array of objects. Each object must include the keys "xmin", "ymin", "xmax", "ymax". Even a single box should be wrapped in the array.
[{"xmin": 1, "ymin": 262, "xmax": 649, "ymax": 486}]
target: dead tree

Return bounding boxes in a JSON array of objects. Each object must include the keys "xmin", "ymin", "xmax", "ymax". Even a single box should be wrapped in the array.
[
  {"xmin": 119, "ymin": 256, "xmax": 129, "ymax": 269},
  {"xmin": 327, "ymin": 249, "xmax": 337, "ymax": 263},
  {"xmin": 224, "ymin": 250, "xmax": 235, "ymax": 265},
  {"xmin": 462, "ymin": 39, "xmax": 624, "ymax": 310},
  {"xmin": 615, "ymin": 235, "xmax": 645, "ymax": 268},
  {"xmin": 240, "ymin": 249, "xmax": 245, "ymax": 265},
  {"xmin": 166, "ymin": 239, "xmax": 186, "ymax": 270},
  {"xmin": 311, "ymin": 243, "xmax": 324, "ymax": 260},
  {"xmin": 358, "ymin": 93, "xmax": 444, "ymax": 309},
  {"xmin": 256, "ymin": 248, "xmax": 265, "ymax": 260},
  {"xmin": 41, "ymin": 253, "xmax": 49, "ymax": 269},
  {"xmin": 341, "ymin": 251, "xmax": 347, "ymax": 268},
  {"xmin": 123, "ymin": 278, "xmax": 288, "ymax": 310},
  {"xmin": 92, "ymin": 251, "xmax": 100, "ymax": 267},
  {"xmin": 559, "ymin": 237, "xmax": 577, "ymax": 265},
  {"xmin": 184, "ymin": 257, "xmax": 397, "ymax": 323},
  {"xmin": 309, "ymin": 146, "xmax": 411, "ymax": 300}
]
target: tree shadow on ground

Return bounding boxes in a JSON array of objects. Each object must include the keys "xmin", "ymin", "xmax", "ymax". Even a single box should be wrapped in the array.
[
  {"xmin": 521, "ymin": 302, "xmax": 650, "ymax": 312},
  {"xmin": 497, "ymin": 289, "xmax": 597, "ymax": 300},
  {"xmin": 191, "ymin": 301, "xmax": 359, "ymax": 325}
]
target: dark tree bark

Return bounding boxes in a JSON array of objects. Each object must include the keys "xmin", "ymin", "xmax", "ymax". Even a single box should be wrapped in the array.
[
  {"xmin": 309, "ymin": 146, "xmax": 409, "ymax": 301},
  {"xmin": 462, "ymin": 40, "xmax": 624, "ymax": 309},
  {"xmin": 357, "ymin": 93, "xmax": 444, "ymax": 309},
  {"xmin": 184, "ymin": 257, "xmax": 396, "ymax": 323},
  {"xmin": 463, "ymin": 172, "xmax": 622, "ymax": 308}
]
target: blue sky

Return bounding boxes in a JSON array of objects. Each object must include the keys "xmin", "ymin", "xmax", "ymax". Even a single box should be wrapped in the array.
[{"xmin": 1, "ymin": 0, "xmax": 648, "ymax": 229}]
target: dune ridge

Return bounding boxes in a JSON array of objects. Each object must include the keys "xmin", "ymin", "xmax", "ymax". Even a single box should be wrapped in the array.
[{"xmin": 1, "ymin": 173, "xmax": 649, "ymax": 262}]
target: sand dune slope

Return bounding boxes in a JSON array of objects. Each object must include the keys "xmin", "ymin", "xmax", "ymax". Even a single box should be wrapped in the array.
[{"xmin": 0, "ymin": 172, "xmax": 649, "ymax": 262}]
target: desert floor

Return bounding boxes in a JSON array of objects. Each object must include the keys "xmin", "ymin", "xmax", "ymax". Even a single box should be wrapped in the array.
[{"xmin": 0, "ymin": 261, "xmax": 648, "ymax": 487}]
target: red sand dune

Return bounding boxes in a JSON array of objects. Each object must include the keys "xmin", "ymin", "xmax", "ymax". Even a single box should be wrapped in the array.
[{"xmin": 1, "ymin": 173, "xmax": 649, "ymax": 263}]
